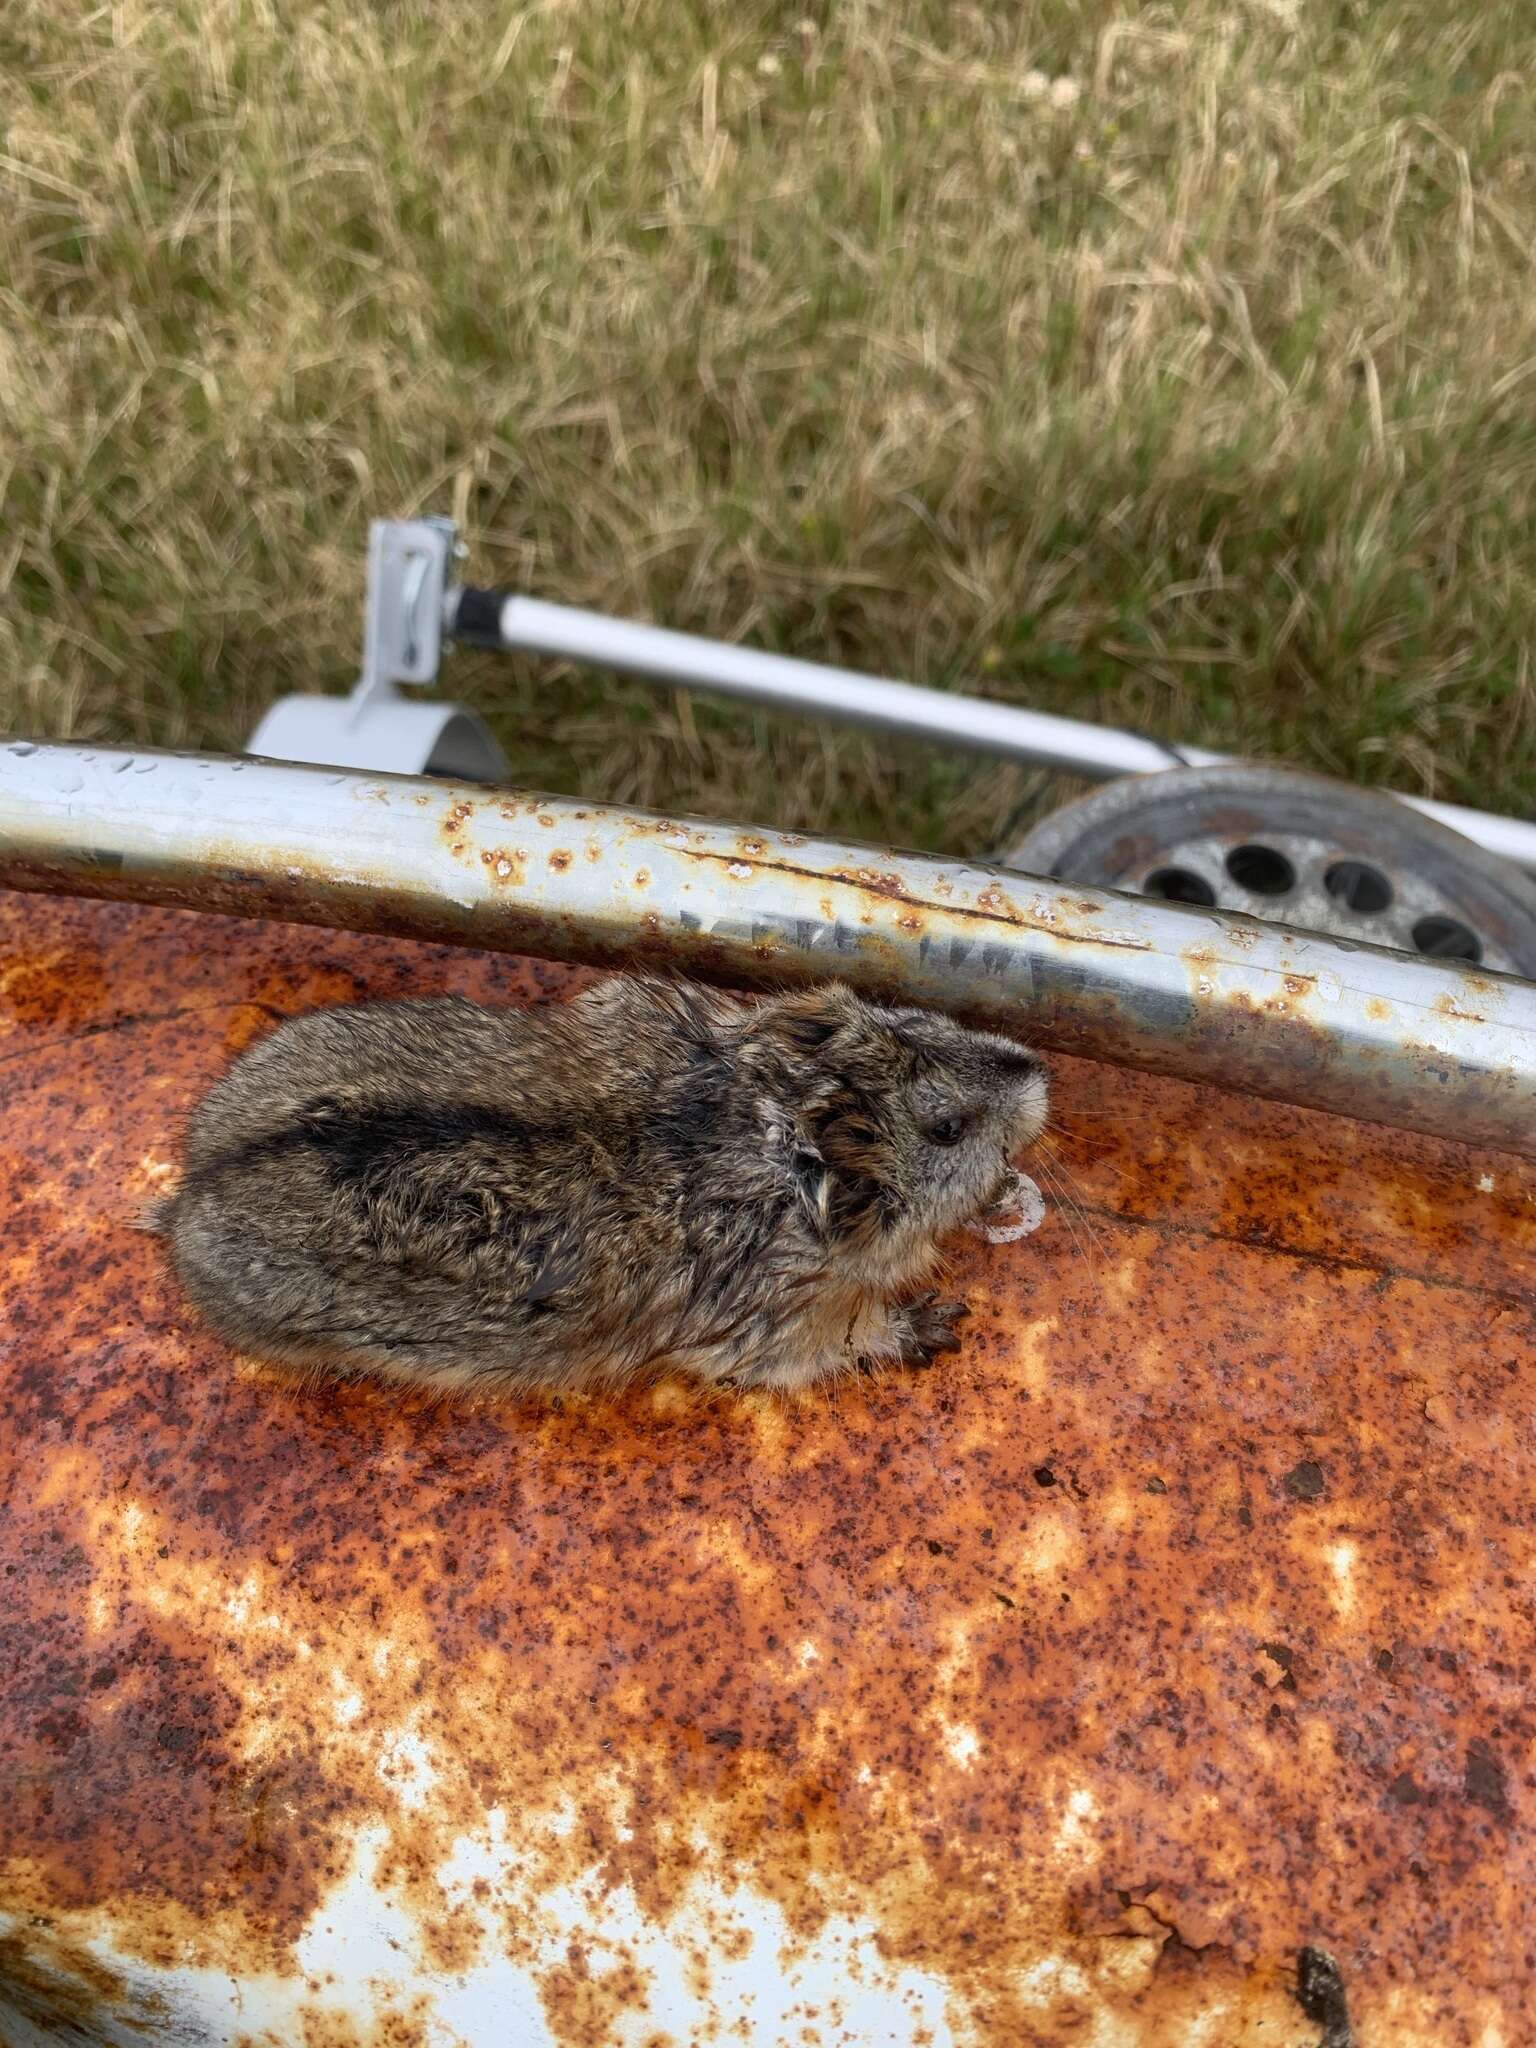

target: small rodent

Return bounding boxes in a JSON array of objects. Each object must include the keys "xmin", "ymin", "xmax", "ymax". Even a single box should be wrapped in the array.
[{"xmin": 151, "ymin": 976, "xmax": 1048, "ymax": 1397}]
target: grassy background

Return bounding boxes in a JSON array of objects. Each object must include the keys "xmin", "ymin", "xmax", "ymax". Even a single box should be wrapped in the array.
[{"xmin": 3, "ymin": 0, "xmax": 1535, "ymax": 856}]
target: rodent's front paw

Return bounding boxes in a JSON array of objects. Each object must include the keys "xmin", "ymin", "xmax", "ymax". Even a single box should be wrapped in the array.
[{"xmin": 896, "ymin": 1292, "xmax": 969, "ymax": 1366}]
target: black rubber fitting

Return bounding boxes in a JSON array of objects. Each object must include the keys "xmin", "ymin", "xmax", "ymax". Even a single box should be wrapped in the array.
[{"xmin": 450, "ymin": 586, "xmax": 507, "ymax": 649}]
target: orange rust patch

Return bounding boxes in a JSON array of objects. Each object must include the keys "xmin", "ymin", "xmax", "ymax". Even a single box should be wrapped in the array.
[
  {"xmin": 223, "ymin": 999, "xmax": 285, "ymax": 1057},
  {"xmin": 0, "ymin": 890, "xmax": 1532, "ymax": 2045},
  {"xmin": 0, "ymin": 943, "xmax": 109, "ymax": 1033},
  {"xmin": 478, "ymin": 847, "xmax": 527, "ymax": 886},
  {"xmin": 837, "ymin": 867, "xmax": 908, "ymax": 897},
  {"xmin": 634, "ymin": 869, "xmax": 651, "ymax": 890},
  {"xmin": 548, "ymin": 849, "xmax": 572, "ymax": 873}
]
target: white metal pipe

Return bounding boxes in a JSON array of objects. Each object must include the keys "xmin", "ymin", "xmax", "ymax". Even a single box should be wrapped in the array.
[
  {"xmin": 472, "ymin": 594, "xmax": 1536, "ymax": 871},
  {"xmin": 485, "ymin": 596, "xmax": 1221, "ymax": 780},
  {"xmin": 1397, "ymin": 791, "xmax": 1536, "ymax": 869},
  {"xmin": 3, "ymin": 739, "xmax": 1536, "ymax": 1159}
]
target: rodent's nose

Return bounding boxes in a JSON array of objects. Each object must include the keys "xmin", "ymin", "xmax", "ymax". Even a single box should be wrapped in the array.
[{"xmin": 995, "ymin": 1047, "xmax": 1044, "ymax": 1080}]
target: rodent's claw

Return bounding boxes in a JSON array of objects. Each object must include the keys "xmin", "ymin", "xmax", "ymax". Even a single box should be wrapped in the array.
[{"xmin": 897, "ymin": 1292, "xmax": 969, "ymax": 1366}]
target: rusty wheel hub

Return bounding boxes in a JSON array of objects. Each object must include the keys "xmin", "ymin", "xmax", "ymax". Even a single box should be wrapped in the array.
[{"xmin": 1005, "ymin": 764, "xmax": 1536, "ymax": 976}]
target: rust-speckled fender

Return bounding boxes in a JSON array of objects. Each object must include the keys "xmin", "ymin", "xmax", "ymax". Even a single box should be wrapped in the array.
[{"xmin": 0, "ymin": 889, "xmax": 1531, "ymax": 2047}]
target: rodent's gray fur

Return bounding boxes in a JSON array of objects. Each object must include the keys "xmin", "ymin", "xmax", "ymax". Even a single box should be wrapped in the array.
[{"xmin": 152, "ymin": 975, "xmax": 1048, "ymax": 1396}]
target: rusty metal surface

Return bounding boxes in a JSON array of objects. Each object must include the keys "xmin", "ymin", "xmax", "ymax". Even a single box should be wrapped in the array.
[
  {"xmin": 3, "ymin": 888, "xmax": 1536, "ymax": 2046},
  {"xmin": 5, "ymin": 743, "xmax": 1536, "ymax": 1165}
]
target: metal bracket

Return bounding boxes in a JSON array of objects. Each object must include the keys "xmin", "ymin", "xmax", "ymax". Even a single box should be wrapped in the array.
[
  {"xmin": 246, "ymin": 517, "xmax": 506, "ymax": 780},
  {"xmin": 356, "ymin": 516, "xmax": 459, "ymax": 705}
]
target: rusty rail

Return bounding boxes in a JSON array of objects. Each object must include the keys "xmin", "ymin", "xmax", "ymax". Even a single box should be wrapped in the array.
[{"xmin": 3, "ymin": 737, "xmax": 1535, "ymax": 1158}]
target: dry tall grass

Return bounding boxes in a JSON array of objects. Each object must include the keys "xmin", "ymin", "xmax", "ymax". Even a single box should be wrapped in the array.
[{"xmin": 3, "ymin": 0, "xmax": 1534, "ymax": 850}]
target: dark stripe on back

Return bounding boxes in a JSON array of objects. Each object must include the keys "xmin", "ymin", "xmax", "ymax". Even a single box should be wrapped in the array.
[{"xmin": 197, "ymin": 1099, "xmax": 546, "ymax": 1188}]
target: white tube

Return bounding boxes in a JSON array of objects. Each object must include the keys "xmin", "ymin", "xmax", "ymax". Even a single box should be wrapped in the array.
[
  {"xmin": 485, "ymin": 595, "xmax": 1536, "ymax": 872},
  {"xmin": 4, "ymin": 739, "xmax": 1535, "ymax": 1157},
  {"xmin": 494, "ymin": 596, "xmax": 1222, "ymax": 780}
]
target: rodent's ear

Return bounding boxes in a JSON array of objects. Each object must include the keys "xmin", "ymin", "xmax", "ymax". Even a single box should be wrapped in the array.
[
  {"xmin": 757, "ymin": 1097, "xmax": 832, "ymax": 1235},
  {"xmin": 753, "ymin": 984, "xmax": 862, "ymax": 1058}
]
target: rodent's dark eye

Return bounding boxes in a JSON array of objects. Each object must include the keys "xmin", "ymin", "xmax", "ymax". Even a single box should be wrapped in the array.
[{"xmin": 927, "ymin": 1116, "xmax": 968, "ymax": 1147}]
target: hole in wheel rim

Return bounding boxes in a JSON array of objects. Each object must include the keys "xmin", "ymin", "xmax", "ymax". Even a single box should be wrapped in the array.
[
  {"xmin": 1225, "ymin": 843, "xmax": 1296, "ymax": 896},
  {"xmin": 1144, "ymin": 867, "xmax": 1216, "ymax": 906},
  {"xmin": 1412, "ymin": 914, "xmax": 1481, "ymax": 963},
  {"xmin": 1324, "ymin": 860, "xmax": 1393, "ymax": 915}
]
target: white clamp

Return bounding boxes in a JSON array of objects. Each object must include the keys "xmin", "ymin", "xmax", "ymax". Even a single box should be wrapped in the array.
[{"xmin": 248, "ymin": 519, "xmax": 507, "ymax": 781}]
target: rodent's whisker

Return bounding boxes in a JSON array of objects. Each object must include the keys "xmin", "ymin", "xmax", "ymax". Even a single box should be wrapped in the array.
[
  {"xmin": 1036, "ymin": 1171, "xmax": 1093, "ymax": 1270},
  {"xmin": 1038, "ymin": 1114, "xmax": 1151, "ymax": 1150},
  {"xmin": 1036, "ymin": 1128, "xmax": 1105, "ymax": 1171},
  {"xmin": 1030, "ymin": 1151, "xmax": 1108, "ymax": 1270},
  {"xmin": 1035, "ymin": 1135, "xmax": 1111, "ymax": 1216},
  {"xmin": 1040, "ymin": 1155, "xmax": 1114, "ymax": 1245},
  {"xmin": 1043, "ymin": 1109, "xmax": 1155, "ymax": 1124}
]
